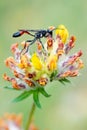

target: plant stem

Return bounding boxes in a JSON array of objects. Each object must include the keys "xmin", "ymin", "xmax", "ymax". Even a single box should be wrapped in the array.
[{"xmin": 26, "ymin": 103, "xmax": 36, "ymax": 130}]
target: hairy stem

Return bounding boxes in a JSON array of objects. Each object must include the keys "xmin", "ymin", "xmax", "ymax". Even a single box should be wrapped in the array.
[{"xmin": 26, "ymin": 103, "xmax": 36, "ymax": 130}]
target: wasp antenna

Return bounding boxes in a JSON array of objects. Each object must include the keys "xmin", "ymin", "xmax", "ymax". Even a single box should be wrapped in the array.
[{"xmin": 53, "ymin": 27, "xmax": 58, "ymax": 31}]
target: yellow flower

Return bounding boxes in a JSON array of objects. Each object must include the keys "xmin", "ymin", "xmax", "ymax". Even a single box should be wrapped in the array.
[
  {"xmin": 55, "ymin": 24, "xmax": 69, "ymax": 43},
  {"xmin": 18, "ymin": 55, "xmax": 30, "ymax": 69},
  {"xmin": 31, "ymin": 53, "xmax": 42, "ymax": 70},
  {"xmin": 48, "ymin": 55, "xmax": 58, "ymax": 71}
]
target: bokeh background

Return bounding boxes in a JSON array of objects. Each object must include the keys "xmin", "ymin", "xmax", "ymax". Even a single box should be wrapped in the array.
[{"xmin": 0, "ymin": 0, "xmax": 87, "ymax": 130}]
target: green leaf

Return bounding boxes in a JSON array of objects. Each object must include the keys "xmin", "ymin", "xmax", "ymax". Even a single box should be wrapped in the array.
[
  {"xmin": 59, "ymin": 80, "xmax": 66, "ymax": 85},
  {"xmin": 63, "ymin": 78, "xmax": 71, "ymax": 83},
  {"xmin": 13, "ymin": 90, "xmax": 33, "ymax": 102},
  {"xmin": 33, "ymin": 90, "xmax": 41, "ymax": 108},
  {"xmin": 59, "ymin": 78, "xmax": 71, "ymax": 85},
  {"xmin": 4, "ymin": 86, "xmax": 19, "ymax": 90},
  {"xmin": 39, "ymin": 88, "xmax": 51, "ymax": 97},
  {"xmin": 50, "ymin": 70, "xmax": 58, "ymax": 81}
]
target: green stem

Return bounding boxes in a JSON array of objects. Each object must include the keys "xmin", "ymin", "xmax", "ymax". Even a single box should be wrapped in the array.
[{"xmin": 25, "ymin": 103, "xmax": 36, "ymax": 130}]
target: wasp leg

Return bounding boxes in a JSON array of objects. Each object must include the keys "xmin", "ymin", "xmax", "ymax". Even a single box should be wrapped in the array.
[
  {"xmin": 38, "ymin": 39, "xmax": 47, "ymax": 56},
  {"xmin": 24, "ymin": 38, "xmax": 36, "ymax": 53},
  {"xmin": 20, "ymin": 40, "xmax": 33, "ymax": 55},
  {"xmin": 39, "ymin": 39, "xmax": 45, "ymax": 50},
  {"xmin": 27, "ymin": 38, "xmax": 36, "ymax": 45}
]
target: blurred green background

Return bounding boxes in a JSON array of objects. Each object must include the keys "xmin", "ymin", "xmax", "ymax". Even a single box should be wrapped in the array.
[{"xmin": 0, "ymin": 0, "xmax": 87, "ymax": 130}]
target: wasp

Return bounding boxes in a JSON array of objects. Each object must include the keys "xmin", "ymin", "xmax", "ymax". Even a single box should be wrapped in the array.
[{"xmin": 12, "ymin": 26, "xmax": 56, "ymax": 53}]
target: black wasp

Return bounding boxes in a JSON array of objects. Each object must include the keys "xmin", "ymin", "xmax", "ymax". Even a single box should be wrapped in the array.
[{"xmin": 12, "ymin": 26, "xmax": 56, "ymax": 53}]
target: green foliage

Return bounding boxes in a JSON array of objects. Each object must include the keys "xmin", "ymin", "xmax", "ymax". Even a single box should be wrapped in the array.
[
  {"xmin": 50, "ymin": 70, "xmax": 58, "ymax": 81},
  {"xmin": 33, "ymin": 89, "xmax": 41, "ymax": 108},
  {"xmin": 4, "ymin": 86, "xmax": 20, "ymax": 90},
  {"xmin": 39, "ymin": 87, "xmax": 51, "ymax": 97},
  {"xmin": 9, "ymin": 87, "xmax": 51, "ymax": 108},
  {"xmin": 59, "ymin": 78, "xmax": 71, "ymax": 85},
  {"xmin": 13, "ymin": 90, "xmax": 33, "ymax": 102}
]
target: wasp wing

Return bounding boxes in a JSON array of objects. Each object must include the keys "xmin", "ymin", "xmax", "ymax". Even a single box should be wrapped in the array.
[{"xmin": 19, "ymin": 29, "xmax": 43, "ymax": 32}]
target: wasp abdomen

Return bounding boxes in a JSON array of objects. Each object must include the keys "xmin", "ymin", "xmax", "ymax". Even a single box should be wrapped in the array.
[{"xmin": 13, "ymin": 31, "xmax": 24, "ymax": 37}]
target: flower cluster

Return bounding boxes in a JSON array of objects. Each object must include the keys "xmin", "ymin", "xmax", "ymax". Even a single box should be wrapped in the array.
[
  {"xmin": 0, "ymin": 113, "xmax": 22, "ymax": 130},
  {"xmin": 4, "ymin": 25, "xmax": 83, "ymax": 91},
  {"xmin": 0, "ymin": 113, "xmax": 38, "ymax": 130}
]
